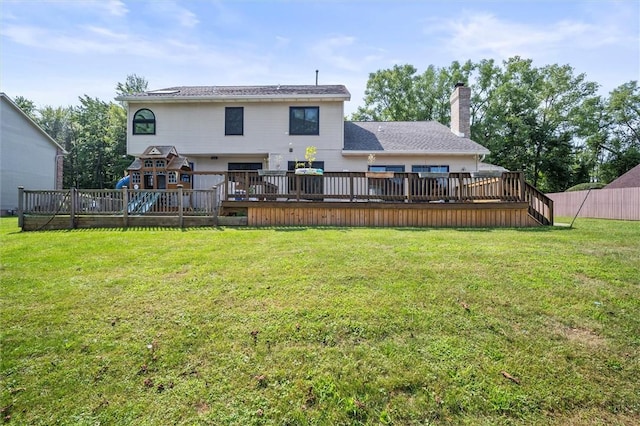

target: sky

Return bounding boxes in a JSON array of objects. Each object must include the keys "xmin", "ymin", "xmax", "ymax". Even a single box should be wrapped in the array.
[{"xmin": 1, "ymin": 0, "xmax": 638, "ymax": 116}]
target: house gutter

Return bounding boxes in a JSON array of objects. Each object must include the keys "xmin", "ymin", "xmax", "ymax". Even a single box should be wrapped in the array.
[
  {"xmin": 116, "ymin": 94, "xmax": 351, "ymax": 103},
  {"xmin": 341, "ymin": 149, "xmax": 491, "ymax": 156}
]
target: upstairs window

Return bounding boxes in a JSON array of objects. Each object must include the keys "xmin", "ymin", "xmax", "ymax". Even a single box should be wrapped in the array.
[
  {"xmin": 225, "ymin": 107, "xmax": 244, "ymax": 135},
  {"xmin": 289, "ymin": 106, "xmax": 319, "ymax": 135},
  {"xmin": 133, "ymin": 109, "xmax": 156, "ymax": 135}
]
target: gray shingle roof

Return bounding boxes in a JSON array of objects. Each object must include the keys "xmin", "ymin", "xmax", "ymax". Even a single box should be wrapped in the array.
[
  {"xmin": 117, "ymin": 85, "xmax": 350, "ymax": 101},
  {"xmin": 605, "ymin": 163, "xmax": 640, "ymax": 188},
  {"xmin": 344, "ymin": 121, "xmax": 490, "ymax": 154}
]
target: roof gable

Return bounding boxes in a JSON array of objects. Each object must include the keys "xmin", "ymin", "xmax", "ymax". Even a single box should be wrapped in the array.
[
  {"xmin": 0, "ymin": 93, "xmax": 66, "ymax": 153},
  {"xmin": 605, "ymin": 163, "xmax": 640, "ymax": 188},
  {"xmin": 343, "ymin": 121, "xmax": 490, "ymax": 155}
]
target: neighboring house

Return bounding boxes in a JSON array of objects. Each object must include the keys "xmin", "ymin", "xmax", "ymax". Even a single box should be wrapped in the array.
[
  {"xmin": 604, "ymin": 163, "xmax": 640, "ymax": 189},
  {"xmin": 0, "ymin": 93, "xmax": 65, "ymax": 216},
  {"xmin": 116, "ymin": 83, "xmax": 490, "ymax": 189}
]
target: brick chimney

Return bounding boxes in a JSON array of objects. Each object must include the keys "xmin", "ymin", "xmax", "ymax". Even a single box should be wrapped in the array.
[
  {"xmin": 450, "ymin": 82, "xmax": 471, "ymax": 138},
  {"xmin": 55, "ymin": 148, "xmax": 64, "ymax": 189}
]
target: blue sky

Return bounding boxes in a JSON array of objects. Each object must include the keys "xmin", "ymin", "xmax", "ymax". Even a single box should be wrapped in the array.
[{"xmin": 1, "ymin": 0, "xmax": 638, "ymax": 116}]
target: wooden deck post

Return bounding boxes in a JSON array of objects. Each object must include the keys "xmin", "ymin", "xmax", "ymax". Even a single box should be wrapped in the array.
[
  {"xmin": 122, "ymin": 187, "xmax": 129, "ymax": 228},
  {"xmin": 17, "ymin": 186, "xmax": 24, "ymax": 229},
  {"xmin": 349, "ymin": 173, "xmax": 355, "ymax": 201},
  {"xmin": 211, "ymin": 186, "xmax": 218, "ymax": 226},
  {"xmin": 178, "ymin": 185, "xmax": 184, "ymax": 228},
  {"xmin": 69, "ymin": 188, "xmax": 77, "ymax": 229}
]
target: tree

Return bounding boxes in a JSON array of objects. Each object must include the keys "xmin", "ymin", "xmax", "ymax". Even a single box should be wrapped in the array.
[
  {"xmin": 599, "ymin": 81, "xmax": 640, "ymax": 181},
  {"xmin": 38, "ymin": 105, "xmax": 77, "ymax": 188},
  {"xmin": 350, "ymin": 61, "xmax": 474, "ymax": 123},
  {"xmin": 355, "ymin": 58, "xmax": 606, "ymax": 191},
  {"xmin": 73, "ymin": 96, "xmax": 128, "ymax": 188},
  {"xmin": 13, "ymin": 96, "xmax": 37, "ymax": 119},
  {"xmin": 351, "ymin": 64, "xmax": 421, "ymax": 121},
  {"xmin": 116, "ymin": 74, "xmax": 149, "ymax": 98}
]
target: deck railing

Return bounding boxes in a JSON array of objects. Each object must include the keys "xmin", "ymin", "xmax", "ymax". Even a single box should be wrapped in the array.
[
  {"xmin": 19, "ymin": 187, "xmax": 219, "ymax": 218},
  {"xmin": 17, "ymin": 171, "xmax": 553, "ymax": 226},
  {"xmin": 223, "ymin": 171, "xmax": 525, "ymax": 202},
  {"xmin": 220, "ymin": 170, "xmax": 552, "ymax": 225}
]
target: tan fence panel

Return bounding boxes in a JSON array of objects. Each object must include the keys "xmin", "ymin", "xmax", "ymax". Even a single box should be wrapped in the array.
[{"xmin": 548, "ymin": 188, "xmax": 640, "ymax": 220}]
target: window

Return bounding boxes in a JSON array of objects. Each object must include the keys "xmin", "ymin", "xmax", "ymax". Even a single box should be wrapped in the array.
[
  {"xmin": 412, "ymin": 165, "xmax": 449, "ymax": 173},
  {"xmin": 227, "ymin": 162, "xmax": 263, "ymax": 171},
  {"xmin": 289, "ymin": 107, "xmax": 319, "ymax": 135},
  {"xmin": 168, "ymin": 172, "xmax": 177, "ymax": 184},
  {"xmin": 143, "ymin": 159, "xmax": 153, "ymax": 168},
  {"xmin": 133, "ymin": 109, "xmax": 156, "ymax": 135},
  {"xmin": 132, "ymin": 172, "xmax": 141, "ymax": 184},
  {"xmin": 225, "ymin": 107, "xmax": 244, "ymax": 135}
]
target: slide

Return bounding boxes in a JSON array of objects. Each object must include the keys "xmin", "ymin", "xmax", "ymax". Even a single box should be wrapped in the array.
[
  {"xmin": 115, "ymin": 175, "xmax": 130, "ymax": 189},
  {"xmin": 127, "ymin": 192, "xmax": 161, "ymax": 214}
]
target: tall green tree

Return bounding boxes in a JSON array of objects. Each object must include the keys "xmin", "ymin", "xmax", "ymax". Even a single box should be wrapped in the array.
[
  {"xmin": 38, "ymin": 105, "xmax": 77, "ymax": 188},
  {"xmin": 73, "ymin": 96, "xmax": 128, "ymax": 188},
  {"xmin": 599, "ymin": 81, "xmax": 640, "ymax": 182},
  {"xmin": 13, "ymin": 96, "xmax": 37, "ymax": 119},
  {"xmin": 351, "ymin": 64, "xmax": 421, "ymax": 121},
  {"xmin": 351, "ymin": 61, "xmax": 474, "ymax": 123},
  {"xmin": 116, "ymin": 74, "xmax": 149, "ymax": 98},
  {"xmin": 355, "ymin": 57, "xmax": 605, "ymax": 191}
]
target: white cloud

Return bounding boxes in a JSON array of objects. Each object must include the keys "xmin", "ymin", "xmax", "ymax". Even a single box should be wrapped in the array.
[
  {"xmin": 275, "ymin": 36, "xmax": 290, "ymax": 48},
  {"xmin": 312, "ymin": 36, "xmax": 361, "ymax": 72},
  {"xmin": 436, "ymin": 12, "xmax": 626, "ymax": 60},
  {"xmin": 104, "ymin": 0, "xmax": 128, "ymax": 17},
  {"xmin": 147, "ymin": 1, "xmax": 199, "ymax": 28},
  {"xmin": 83, "ymin": 25, "xmax": 128, "ymax": 41}
]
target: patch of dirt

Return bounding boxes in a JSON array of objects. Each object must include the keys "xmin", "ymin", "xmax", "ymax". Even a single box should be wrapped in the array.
[
  {"xmin": 195, "ymin": 401, "xmax": 210, "ymax": 415},
  {"xmin": 550, "ymin": 320, "xmax": 606, "ymax": 348},
  {"xmin": 563, "ymin": 326, "xmax": 605, "ymax": 348}
]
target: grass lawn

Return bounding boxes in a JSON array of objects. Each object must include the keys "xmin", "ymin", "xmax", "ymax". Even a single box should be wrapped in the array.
[{"xmin": 1, "ymin": 217, "xmax": 639, "ymax": 425}]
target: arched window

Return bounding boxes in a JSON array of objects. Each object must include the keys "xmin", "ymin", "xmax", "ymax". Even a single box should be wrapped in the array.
[{"xmin": 133, "ymin": 109, "xmax": 156, "ymax": 135}]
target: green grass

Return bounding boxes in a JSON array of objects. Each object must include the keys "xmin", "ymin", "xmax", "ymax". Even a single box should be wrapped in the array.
[{"xmin": 1, "ymin": 217, "xmax": 639, "ymax": 425}]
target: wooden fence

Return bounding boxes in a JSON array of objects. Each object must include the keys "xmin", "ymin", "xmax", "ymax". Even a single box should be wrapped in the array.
[{"xmin": 547, "ymin": 187, "xmax": 640, "ymax": 220}]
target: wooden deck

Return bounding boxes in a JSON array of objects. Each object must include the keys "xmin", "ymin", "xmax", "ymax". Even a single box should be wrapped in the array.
[
  {"xmin": 223, "ymin": 201, "xmax": 540, "ymax": 228},
  {"xmin": 17, "ymin": 171, "xmax": 553, "ymax": 230}
]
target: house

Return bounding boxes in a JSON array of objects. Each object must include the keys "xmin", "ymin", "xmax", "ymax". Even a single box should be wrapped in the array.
[
  {"xmin": 19, "ymin": 84, "xmax": 554, "ymax": 229},
  {"xmin": 605, "ymin": 163, "xmax": 640, "ymax": 189},
  {"xmin": 115, "ymin": 83, "xmax": 491, "ymax": 189},
  {"xmin": 0, "ymin": 93, "xmax": 65, "ymax": 216}
]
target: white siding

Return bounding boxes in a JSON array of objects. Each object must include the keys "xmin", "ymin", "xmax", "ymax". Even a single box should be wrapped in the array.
[
  {"xmin": 127, "ymin": 101, "xmax": 345, "ymax": 158},
  {"xmin": 125, "ymin": 99, "xmax": 481, "ymax": 176},
  {"xmin": 1, "ymin": 97, "xmax": 59, "ymax": 212}
]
